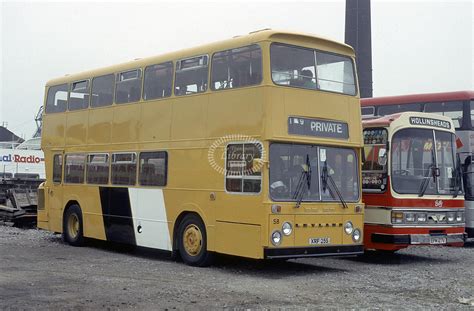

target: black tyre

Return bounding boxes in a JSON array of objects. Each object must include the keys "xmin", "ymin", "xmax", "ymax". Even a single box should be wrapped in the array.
[
  {"xmin": 178, "ymin": 214, "xmax": 214, "ymax": 267},
  {"xmin": 63, "ymin": 204, "xmax": 84, "ymax": 246}
]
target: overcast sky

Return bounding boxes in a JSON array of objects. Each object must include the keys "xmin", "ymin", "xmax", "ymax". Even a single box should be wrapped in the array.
[{"xmin": 1, "ymin": 0, "xmax": 473, "ymax": 138}]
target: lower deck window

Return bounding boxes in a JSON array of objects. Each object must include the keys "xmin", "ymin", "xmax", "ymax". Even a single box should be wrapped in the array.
[
  {"xmin": 226, "ymin": 143, "xmax": 262, "ymax": 193},
  {"xmin": 64, "ymin": 154, "xmax": 85, "ymax": 184},
  {"xmin": 111, "ymin": 153, "xmax": 137, "ymax": 185},
  {"xmin": 139, "ymin": 152, "xmax": 167, "ymax": 186},
  {"xmin": 87, "ymin": 154, "xmax": 109, "ymax": 184},
  {"xmin": 53, "ymin": 154, "xmax": 63, "ymax": 183}
]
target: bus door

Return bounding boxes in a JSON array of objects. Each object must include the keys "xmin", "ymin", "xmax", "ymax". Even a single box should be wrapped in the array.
[{"xmin": 44, "ymin": 151, "xmax": 65, "ymax": 232}]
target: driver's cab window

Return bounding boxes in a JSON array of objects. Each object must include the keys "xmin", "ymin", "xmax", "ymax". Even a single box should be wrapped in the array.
[{"xmin": 362, "ymin": 128, "xmax": 388, "ymax": 192}]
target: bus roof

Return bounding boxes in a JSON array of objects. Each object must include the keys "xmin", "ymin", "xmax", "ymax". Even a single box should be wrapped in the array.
[
  {"xmin": 45, "ymin": 29, "xmax": 355, "ymax": 87},
  {"xmin": 361, "ymin": 90, "xmax": 474, "ymax": 107},
  {"xmin": 362, "ymin": 113, "xmax": 402, "ymax": 127},
  {"xmin": 362, "ymin": 112, "xmax": 455, "ymax": 130}
]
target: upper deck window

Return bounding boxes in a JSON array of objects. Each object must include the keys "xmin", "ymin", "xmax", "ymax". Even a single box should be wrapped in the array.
[
  {"xmin": 143, "ymin": 62, "xmax": 173, "ymax": 100},
  {"xmin": 211, "ymin": 45, "xmax": 262, "ymax": 90},
  {"xmin": 377, "ymin": 103, "xmax": 422, "ymax": 116},
  {"xmin": 175, "ymin": 55, "xmax": 208, "ymax": 96},
  {"xmin": 91, "ymin": 74, "xmax": 114, "ymax": 108},
  {"xmin": 424, "ymin": 101, "xmax": 463, "ymax": 128},
  {"xmin": 361, "ymin": 106, "xmax": 375, "ymax": 117},
  {"xmin": 115, "ymin": 69, "xmax": 142, "ymax": 104},
  {"xmin": 270, "ymin": 43, "xmax": 356, "ymax": 95},
  {"xmin": 45, "ymin": 84, "xmax": 68, "ymax": 113},
  {"xmin": 68, "ymin": 80, "xmax": 90, "ymax": 111}
]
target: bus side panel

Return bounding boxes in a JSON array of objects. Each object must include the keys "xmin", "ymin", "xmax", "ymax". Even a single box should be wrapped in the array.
[
  {"xmin": 128, "ymin": 188, "xmax": 172, "ymax": 250},
  {"xmin": 42, "ymin": 114, "xmax": 65, "ymax": 148},
  {"xmin": 207, "ymin": 88, "xmax": 264, "ymax": 137},
  {"xmin": 65, "ymin": 110, "xmax": 87, "ymax": 146},
  {"xmin": 171, "ymin": 95, "xmax": 207, "ymax": 140},
  {"xmin": 215, "ymin": 221, "xmax": 262, "ymax": 259},
  {"xmin": 81, "ymin": 186, "xmax": 107, "ymax": 241},
  {"xmin": 139, "ymin": 99, "xmax": 172, "ymax": 142},
  {"xmin": 112, "ymin": 104, "xmax": 141, "ymax": 144},
  {"xmin": 87, "ymin": 108, "xmax": 112, "ymax": 145}
]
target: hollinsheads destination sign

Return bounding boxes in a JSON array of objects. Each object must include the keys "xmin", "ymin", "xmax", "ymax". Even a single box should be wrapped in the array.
[
  {"xmin": 288, "ymin": 116, "xmax": 349, "ymax": 139},
  {"xmin": 409, "ymin": 116, "xmax": 451, "ymax": 130}
]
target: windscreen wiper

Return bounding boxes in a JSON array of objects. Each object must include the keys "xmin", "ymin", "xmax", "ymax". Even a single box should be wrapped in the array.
[
  {"xmin": 418, "ymin": 147, "xmax": 438, "ymax": 197},
  {"xmin": 321, "ymin": 160, "xmax": 348, "ymax": 209},
  {"xmin": 293, "ymin": 155, "xmax": 312, "ymax": 208}
]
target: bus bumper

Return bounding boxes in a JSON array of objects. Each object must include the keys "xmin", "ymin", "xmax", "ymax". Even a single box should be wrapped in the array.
[
  {"xmin": 371, "ymin": 233, "xmax": 465, "ymax": 245},
  {"xmin": 264, "ymin": 245, "xmax": 364, "ymax": 259}
]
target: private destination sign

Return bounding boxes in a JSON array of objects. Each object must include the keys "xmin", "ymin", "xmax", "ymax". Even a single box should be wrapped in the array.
[
  {"xmin": 409, "ymin": 116, "xmax": 451, "ymax": 130},
  {"xmin": 288, "ymin": 116, "xmax": 349, "ymax": 139}
]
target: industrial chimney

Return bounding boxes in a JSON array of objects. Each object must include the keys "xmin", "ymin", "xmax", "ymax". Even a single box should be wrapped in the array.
[{"xmin": 345, "ymin": 0, "xmax": 373, "ymax": 98}]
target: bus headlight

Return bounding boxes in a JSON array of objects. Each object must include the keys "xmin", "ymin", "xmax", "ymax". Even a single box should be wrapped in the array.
[
  {"xmin": 391, "ymin": 211, "xmax": 404, "ymax": 224},
  {"xmin": 271, "ymin": 231, "xmax": 282, "ymax": 246},
  {"xmin": 282, "ymin": 222, "xmax": 292, "ymax": 236},
  {"xmin": 447, "ymin": 212, "xmax": 455, "ymax": 223},
  {"xmin": 344, "ymin": 221, "xmax": 354, "ymax": 235},
  {"xmin": 416, "ymin": 213, "xmax": 427, "ymax": 223},
  {"xmin": 352, "ymin": 229, "xmax": 361, "ymax": 242},
  {"xmin": 456, "ymin": 211, "xmax": 464, "ymax": 222},
  {"xmin": 405, "ymin": 213, "xmax": 415, "ymax": 223}
]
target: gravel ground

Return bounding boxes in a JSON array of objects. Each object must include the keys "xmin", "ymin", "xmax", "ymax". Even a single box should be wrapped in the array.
[{"xmin": 1, "ymin": 225, "xmax": 474, "ymax": 310}]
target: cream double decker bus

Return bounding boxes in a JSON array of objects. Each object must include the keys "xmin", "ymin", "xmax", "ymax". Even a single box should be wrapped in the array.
[{"xmin": 38, "ymin": 30, "xmax": 364, "ymax": 266}]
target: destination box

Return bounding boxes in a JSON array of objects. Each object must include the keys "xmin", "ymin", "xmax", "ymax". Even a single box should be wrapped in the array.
[{"xmin": 288, "ymin": 116, "xmax": 349, "ymax": 139}]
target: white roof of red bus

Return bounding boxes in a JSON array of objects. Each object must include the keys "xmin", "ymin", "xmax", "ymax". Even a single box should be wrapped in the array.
[
  {"xmin": 361, "ymin": 90, "xmax": 474, "ymax": 107},
  {"xmin": 362, "ymin": 112, "xmax": 455, "ymax": 130},
  {"xmin": 362, "ymin": 113, "xmax": 402, "ymax": 127}
]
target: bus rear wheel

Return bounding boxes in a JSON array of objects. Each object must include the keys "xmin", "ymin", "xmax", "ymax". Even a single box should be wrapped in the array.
[
  {"xmin": 178, "ymin": 214, "xmax": 213, "ymax": 267},
  {"xmin": 63, "ymin": 204, "xmax": 84, "ymax": 246}
]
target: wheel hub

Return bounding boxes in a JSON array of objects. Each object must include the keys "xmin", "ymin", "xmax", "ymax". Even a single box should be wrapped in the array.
[
  {"xmin": 183, "ymin": 224, "xmax": 202, "ymax": 256},
  {"xmin": 68, "ymin": 214, "xmax": 79, "ymax": 239}
]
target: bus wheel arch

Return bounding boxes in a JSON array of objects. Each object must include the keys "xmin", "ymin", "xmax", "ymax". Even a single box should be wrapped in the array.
[
  {"xmin": 174, "ymin": 212, "xmax": 214, "ymax": 266},
  {"xmin": 62, "ymin": 201, "xmax": 84, "ymax": 247}
]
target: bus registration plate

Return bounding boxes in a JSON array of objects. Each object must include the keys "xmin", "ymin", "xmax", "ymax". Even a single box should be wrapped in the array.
[
  {"xmin": 429, "ymin": 236, "xmax": 447, "ymax": 245},
  {"xmin": 309, "ymin": 237, "xmax": 330, "ymax": 245}
]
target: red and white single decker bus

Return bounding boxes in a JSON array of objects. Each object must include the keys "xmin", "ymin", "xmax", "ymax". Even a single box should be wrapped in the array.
[
  {"xmin": 362, "ymin": 112, "xmax": 465, "ymax": 251},
  {"xmin": 361, "ymin": 91, "xmax": 474, "ymax": 239}
]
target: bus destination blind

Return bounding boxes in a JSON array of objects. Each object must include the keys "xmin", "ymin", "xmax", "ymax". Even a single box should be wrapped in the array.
[
  {"xmin": 288, "ymin": 116, "xmax": 349, "ymax": 139},
  {"xmin": 409, "ymin": 116, "xmax": 451, "ymax": 130}
]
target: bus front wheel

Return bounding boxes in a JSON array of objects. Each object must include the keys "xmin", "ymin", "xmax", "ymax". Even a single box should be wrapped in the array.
[
  {"xmin": 177, "ymin": 214, "xmax": 213, "ymax": 267},
  {"xmin": 63, "ymin": 204, "xmax": 84, "ymax": 247}
]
